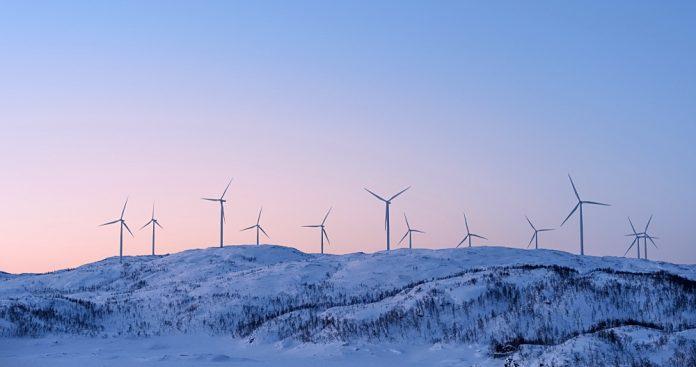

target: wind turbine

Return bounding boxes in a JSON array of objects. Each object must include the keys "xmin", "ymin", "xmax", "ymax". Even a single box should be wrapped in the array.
[
  {"xmin": 302, "ymin": 207, "xmax": 332, "ymax": 254},
  {"xmin": 623, "ymin": 217, "xmax": 642, "ymax": 258},
  {"xmin": 100, "ymin": 198, "xmax": 133, "ymax": 262},
  {"xmin": 561, "ymin": 175, "xmax": 610, "ymax": 255},
  {"xmin": 398, "ymin": 213, "xmax": 424, "ymax": 249},
  {"xmin": 642, "ymin": 215, "xmax": 659, "ymax": 260},
  {"xmin": 202, "ymin": 178, "xmax": 233, "ymax": 248},
  {"xmin": 140, "ymin": 203, "xmax": 163, "ymax": 256},
  {"xmin": 525, "ymin": 216, "xmax": 554, "ymax": 250},
  {"xmin": 241, "ymin": 207, "xmax": 269, "ymax": 246},
  {"xmin": 457, "ymin": 212, "xmax": 487, "ymax": 248},
  {"xmin": 364, "ymin": 186, "xmax": 410, "ymax": 251}
]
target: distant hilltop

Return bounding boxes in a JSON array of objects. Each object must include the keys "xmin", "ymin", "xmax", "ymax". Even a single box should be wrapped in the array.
[{"xmin": 1, "ymin": 245, "xmax": 695, "ymax": 365}]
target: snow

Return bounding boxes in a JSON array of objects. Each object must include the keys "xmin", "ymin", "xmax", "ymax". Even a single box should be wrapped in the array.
[
  {"xmin": 0, "ymin": 335, "xmax": 502, "ymax": 366},
  {"xmin": 1, "ymin": 245, "xmax": 695, "ymax": 365}
]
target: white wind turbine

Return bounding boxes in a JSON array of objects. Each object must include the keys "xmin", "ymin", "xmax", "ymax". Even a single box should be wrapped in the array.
[
  {"xmin": 100, "ymin": 198, "xmax": 133, "ymax": 262},
  {"xmin": 241, "ymin": 207, "xmax": 269, "ymax": 246},
  {"xmin": 140, "ymin": 203, "xmax": 163, "ymax": 256},
  {"xmin": 457, "ymin": 212, "xmax": 487, "ymax": 248},
  {"xmin": 364, "ymin": 186, "xmax": 410, "ymax": 251},
  {"xmin": 202, "ymin": 178, "xmax": 233, "ymax": 248},
  {"xmin": 302, "ymin": 208, "xmax": 332, "ymax": 254},
  {"xmin": 398, "ymin": 213, "xmax": 424, "ymax": 249},
  {"xmin": 525, "ymin": 216, "xmax": 554, "ymax": 250},
  {"xmin": 561, "ymin": 175, "xmax": 610, "ymax": 256}
]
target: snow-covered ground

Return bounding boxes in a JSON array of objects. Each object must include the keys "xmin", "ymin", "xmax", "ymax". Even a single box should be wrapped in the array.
[
  {"xmin": 0, "ymin": 335, "xmax": 498, "ymax": 366},
  {"xmin": 1, "ymin": 245, "xmax": 695, "ymax": 366}
]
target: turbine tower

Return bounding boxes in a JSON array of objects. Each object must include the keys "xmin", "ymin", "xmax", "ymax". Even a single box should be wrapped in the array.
[
  {"xmin": 457, "ymin": 212, "xmax": 487, "ymax": 248},
  {"xmin": 525, "ymin": 216, "xmax": 554, "ymax": 250},
  {"xmin": 140, "ymin": 203, "xmax": 163, "ymax": 256},
  {"xmin": 560, "ymin": 175, "xmax": 610, "ymax": 256},
  {"xmin": 100, "ymin": 198, "xmax": 133, "ymax": 262},
  {"xmin": 364, "ymin": 186, "xmax": 410, "ymax": 251},
  {"xmin": 241, "ymin": 207, "xmax": 269, "ymax": 246},
  {"xmin": 202, "ymin": 178, "xmax": 233, "ymax": 248},
  {"xmin": 302, "ymin": 207, "xmax": 332, "ymax": 254},
  {"xmin": 624, "ymin": 217, "xmax": 642, "ymax": 258},
  {"xmin": 398, "ymin": 213, "xmax": 424, "ymax": 249}
]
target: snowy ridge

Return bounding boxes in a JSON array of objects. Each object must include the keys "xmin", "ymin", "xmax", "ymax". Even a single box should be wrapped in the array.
[{"xmin": 1, "ymin": 245, "xmax": 696, "ymax": 366}]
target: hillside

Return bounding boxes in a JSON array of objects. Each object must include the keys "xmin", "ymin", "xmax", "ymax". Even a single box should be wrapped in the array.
[{"xmin": 1, "ymin": 245, "xmax": 695, "ymax": 366}]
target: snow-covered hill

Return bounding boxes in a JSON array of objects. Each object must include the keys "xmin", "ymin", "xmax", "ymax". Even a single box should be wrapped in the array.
[{"xmin": 1, "ymin": 245, "xmax": 695, "ymax": 366}]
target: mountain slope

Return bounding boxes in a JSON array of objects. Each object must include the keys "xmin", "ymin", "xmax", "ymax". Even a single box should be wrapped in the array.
[{"xmin": 1, "ymin": 245, "xmax": 695, "ymax": 366}]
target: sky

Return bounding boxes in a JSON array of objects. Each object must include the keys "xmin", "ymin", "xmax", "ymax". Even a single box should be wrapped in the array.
[{"xmin": 1, "ymin": 1, "xmax": 695, "ymax": 273}]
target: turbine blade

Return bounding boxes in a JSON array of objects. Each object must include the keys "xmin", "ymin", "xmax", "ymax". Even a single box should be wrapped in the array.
[
  {"xmin": 412, "ymin": 229, "xmax": 425, "ymax": 234},
  {"xmin": 151, "ymin": 203, "xmax": 155, "ymax": 220},
  {"xmin": 398, "ymin": 231, "xmax": 409, "ymax": 245},
  {"xmin": 322, "ymin": 228, "xmax": 330, "ymax": 244},
  {"xmin": 645, "ymin": 214, "xmax": 653, "ymax": 232},
  {"xmin": 628, "ymin": 217, "xmax": 637, "ymax": 235},
  {"xmin": 240, "ymin": 225, "xmax": 256, "ymax": 232},
  {"xmin": 321, "ymin": 207, "xmax": 332, "ymax": 226},
  {"xmin": 583, "ymin": 201, "xmax": 610, "ymax": 206},
  {"xmin": 456, "ymin": 237, "xmax": 467, "ymax": 248},
  {"xmin": 525, "ymin": 215, "xmax": 535, "ymax": 231},
  {"xmin": 471, "ymin": 234, "xmax": 487, "ymax": 240},
  {"xmin": 364, "ymin": 188, "xmax": 387, "ymax": 202},
  {"xmin": 257, "ymin": 207, "xmax": 263, "ymax": 225},
  {"xmin": 648, "ymin": 236, "xmax": 658, "ymax": 248},
  {"xmin": 139, "ymin": 220, "xmax": 153, "ymax": 230},
  {"xmin": 388, "ymin": 186, "xmax": 411, "ymax": 201},
  {"xmin": 561, "ymin": 203, "xmax": 580, "ymax": 226},
  {"xmin": 528, "ymin": 233, "xmax": 536, "ymax": 248},
  {"xmin": 404, "ymin": 213, "xmax": 410, "ymax": 230},
  {"xmin": 155, "ymin": 221, "xmax": 163, "ymax": 229},
  {"xmin": 123, "ymin": 222, "xmax": 134, "ymax": 237},
  {"xmin": 120, "ymin": 198, "xmax": 129, "ymax": 219},
  {"xmin": 623, "ymin": 239, "xmax": 636, "ymax": 256},
  {"xmin": 538, "ymin": 228, "xmax": 554, "ymax": 232},
  {"xmin": 259, "ymin": 226, "xmax": 269, "ymax": 238},
  {"xmin": 202, "ymin": 198, "xmax": 219, "ymax": 202},
  {"xmin": 221, "ymin": 178, "xmax": 233, "ymax": 199},
  {"xmin": 463, "ymin": 212, "xmax": 470, "ymax": 233},
  {"xmin": 302, "ymin": 225, "xmax": 321, "ymax": 228},
  {"xmin": 100, "ymin": 219, "xmax": 120, "ymax": 226},
  {"xmin": 568, "ymin": 175, "xmax": 580, "ymax": 201}
]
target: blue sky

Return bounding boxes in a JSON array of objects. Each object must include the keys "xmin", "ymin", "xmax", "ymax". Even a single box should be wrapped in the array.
[{"xmin": 0, "ymin": 1, "xmax": 695, "ymax": 272}]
